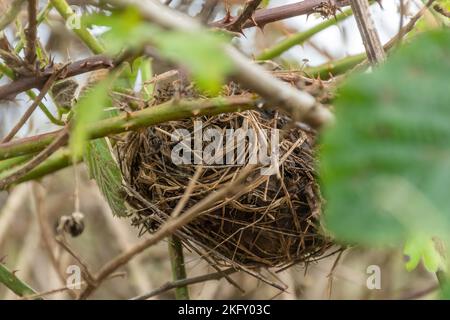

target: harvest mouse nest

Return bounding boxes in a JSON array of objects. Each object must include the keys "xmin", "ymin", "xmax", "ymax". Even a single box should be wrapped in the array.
[{"xmin": 117, "ymin": 81, "xmax": 332, "ymax": 270}]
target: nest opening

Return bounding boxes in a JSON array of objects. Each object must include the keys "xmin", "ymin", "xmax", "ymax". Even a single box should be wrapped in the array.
[{"xmin": 118, "ymin": 87, "xmax": 331, "ymax": 270}]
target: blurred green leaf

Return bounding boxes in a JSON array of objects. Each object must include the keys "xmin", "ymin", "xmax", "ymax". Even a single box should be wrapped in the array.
[
  {"xmin": 152, "ymin": 31, "xmax": 233, "ymax": 94},
  {"xmin": 320, "ymin": 29, "xmax": 450, "ymax": 246},
  {"xmin": 84, "ymin": 9, "xmax": 233, "ymax": 94},
  {"xmin": 70, "ymin": 77, "xmax": 112, "ymax": 159},
  {"xmin": 85, "ymin": 139, "xmax": 127, "ymax": 217},
  {"xmin": 404, "ymin": 235, "xmax": 445, "ymax": 272},
  {"xmin": 134, "ymin": 56, "xmax": 153, "ymax": 100}
]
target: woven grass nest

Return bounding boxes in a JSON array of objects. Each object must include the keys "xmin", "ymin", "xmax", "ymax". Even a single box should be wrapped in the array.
[{"xmin": 118, "ymin": 81, "xmax": 331, "ymax": 270}]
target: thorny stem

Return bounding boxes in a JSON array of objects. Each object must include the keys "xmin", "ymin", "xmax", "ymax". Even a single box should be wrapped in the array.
[
  {"xmin": 0, "ymin": 129, "xmax": 69, "ymax": 189},
  {"xmin": 225, "ymin": 0, "xmax": 263, "ymax": 33},
  {"xmin": 0, "ymin": 95, "xmax": 258, "ymax": 162},
  {"xmin": 168, "ymin": 236, "xmax": 190, "ymax": 299},
  {"xmin": 0, "ymin": 263, "xmax": 39, "ymax": 298},
  {"xmin": 211, "ymin": 0, "xmax": 351, "ymax": 30},
  {"xmin": 15, "ymin": 148, "xmax": 78, "ymax": 185},
  {"xmin": 1, "ymin": 67, "xmax": 67, "ymax": 143},
  {"xmin": 304, "ymin": 52, "xmax": 366, "ymax": 79},
  {"xmin": 257, "ymin": 7, "xmax": 354, "ymax": 61},
  {"xmin": 50, "ymin": 0, "xmax": 105, "ymax": 54}
]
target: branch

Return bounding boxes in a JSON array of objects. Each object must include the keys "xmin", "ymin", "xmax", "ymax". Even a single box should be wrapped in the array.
[
  {"xmin": 0, "ymin": 95, "xmax": 258, "ymax": 162},
  {"xmin": 0, "ymin": 55, "xmax": 114, "ymax": 99},
  {"xmin": 24, "ymin": 0, "xmax": 38, "ymax": 66},
  {"xmin": 433, "ymin": 3, "xmax": 450, "ymax": 18},
  {"xmin": 304, "ymin": 0, "xmax": 436, "ymax": 79},
  {"xmin": 211, "ymin": 0, "xmax": 351, "ymax": 30},
  {"xmin": 349, "ymin": 0, "xmax": 385, "ymax": 64},
  {"xmin": 109, "ymin": 0, "xmax": 333, "ymax": 127},
  {"xmin": 131, "ymin": 268, "xmax": 237, "ymax": 300},
  {"xmin": 1, "ymin": 66, "xmax": 66, "ymax": 143},
  {"xmin": 225, "ymin": 0, "xmax": 262, "ymax": 32},
  {"xmin": 0, "ymin": 129, "xmax": 68, "ymax": 189}
]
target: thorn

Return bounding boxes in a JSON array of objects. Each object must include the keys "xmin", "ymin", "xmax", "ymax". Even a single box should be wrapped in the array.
[{"xmin": 376, "ymin": 0, "xmax": 383, "ymax": 10}]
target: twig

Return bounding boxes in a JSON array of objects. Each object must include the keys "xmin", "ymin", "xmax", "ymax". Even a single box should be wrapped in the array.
[
  {"xmin": 21, "ymin": 272, "xmax": 126, "ymax": 300},
  {"xmin": 0, "ymin": 55, "xmax": 113, "ymax": 100},
  {"xmin": 0, "ymin": 0, "xmax": 27, "ymax": 31},
  {"xmin": 24, "ymin": 0, "xmax": 38, "ymax": 66},
  {"xmin": 168, "ymin": 236, "xmax": 190, "ymax": 299},
  {"xmin": 54, "ymin": 235, "xmax": 97, "ymax": 286},
  {"xmin": 78, "ymin": 164, "xmax": 255, "ymax": 299},
  {"xmin": 31, "ymin": 183, "xmax": 77, "ymax": 299},
  {"xmin": 0, "ymin": 129, "xmax": 69, "ymax": 189},
  {"xmin": 131, "ymin": 268, "xmax": 237, "ymax": 300},
  {"xmin": 433, "ymin": 3, "xmax": 450, "ymax": 18},
  {"xmin": 171, "ymin": 166, "xmax": 202, "ymax": 218},
  {"xmin": 349, "ymin": 0, "xmax": 385, "ymax": 64},
  {"xmin": 0, "ymin": 263, "xmax": 38, "ymax": 298},
  {"xmin": 109, "ymin": 0, "xmax": 333, "ymax": 128},
  {"xmin": 1, "ymin": 66, "xmax": 66, "ymax": 143},
  {"xmin": 305, "ymin": 0, "xmax": 436, "ymax": 79},
  {"xmin": 226, "ymin": 0, "xmax": 262, "ymax": 32},
  {"xmin": 387, "ymin": 0, "xmax": 435, "ymax": 50}
]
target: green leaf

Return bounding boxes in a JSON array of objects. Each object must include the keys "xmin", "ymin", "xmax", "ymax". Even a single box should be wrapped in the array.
[
  {"xmin": 136, "ymin": 57, "xmax": 153, "ymax": 100},
  {"xmin": 153, "ymin": 31, "xmax": 233, "ymax": 94},
  {"xmin": 83, "ymin": 9, "xmax": 233, "ymax": 94},
  {"xmin": 82, "ymin": 7, "xmax": 143, "ymax": 54},
  {"xmin": 404, "ymin": 235, "xmax": 445, "ymax": 272},
  {"xmin": 85, "ymin": 139, "xmax": 127, "ymax": 217},
  {"xmin": 320, "ymin": 29, "xmax": 450, "ymax": 246},
  {"xmin": 70, "ymin": 77, "xmax": 112, "ymax": 159}
]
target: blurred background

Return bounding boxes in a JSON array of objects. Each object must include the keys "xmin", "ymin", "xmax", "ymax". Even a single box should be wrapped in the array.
[{"xmin": 0, "ymin": 0, "xmax": 441, "ymax": 299}]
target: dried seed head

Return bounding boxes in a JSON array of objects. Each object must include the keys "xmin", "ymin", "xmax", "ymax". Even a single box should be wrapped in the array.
[{"xmin": 56, "ymin": 211, "xmax": 85, "ymax": 237}]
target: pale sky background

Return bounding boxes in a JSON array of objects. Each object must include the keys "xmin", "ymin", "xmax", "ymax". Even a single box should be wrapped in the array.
[{"xmin": 0, "ymin": 0, "xmax": 424, "ymax": 139}]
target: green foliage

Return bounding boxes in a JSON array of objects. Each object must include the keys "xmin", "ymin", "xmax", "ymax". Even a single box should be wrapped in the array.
[
  {"xmin": 85, "ymin": 139, "xmax": 127, "ymax": 217},
  {"xmin": 404, "ymin": 235, "xmax": 445, "ymax": 272},
  {"xmin": 83, "ymin": 8, "xmax": 233, "ymax": 94},
  {"xmin": 70, "ymin": 77, "xmax": 112, "ymax": 159},
  {"xmin": 320, "ymin": 30, "xmax": 450, "ymax": 271},
  {"xmin": 0, "ymin": 264, "xmax": 37, "ymax": 298}
]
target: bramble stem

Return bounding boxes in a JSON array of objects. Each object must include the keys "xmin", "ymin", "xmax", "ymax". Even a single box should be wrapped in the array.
[
  {"xmin": 257, "ymin": 8, "xmax": 353, "ymax": 61},
  {"xmin": 168, "ymin": 236, "xmax": 190, "ymax": 300},
  {"xmin": 50, "ymin": 0, "xmax": 104, "ymax": 54},
  {"xmin": 0, "ymin": 263, "xmax": 39, "ymax": 298},
  {"xmin": 0, "ymin": 95, "xmax": 257, "ymax": 162}
]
